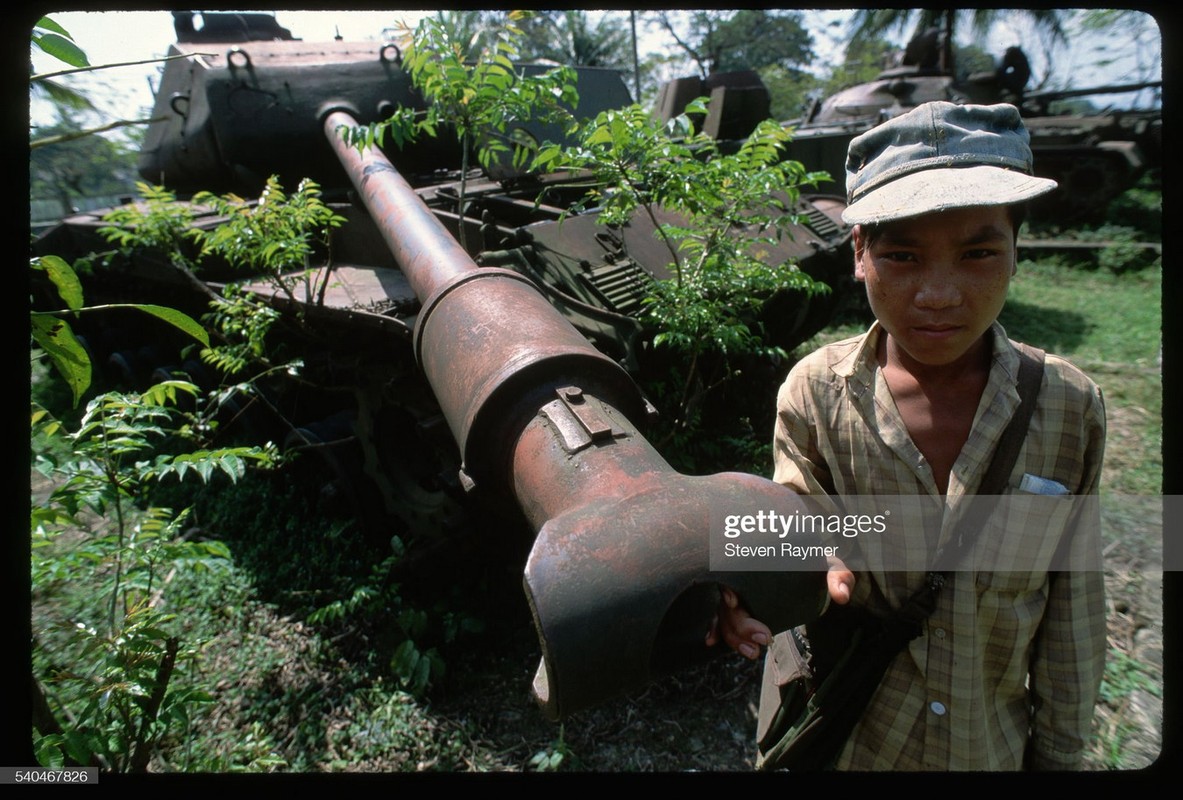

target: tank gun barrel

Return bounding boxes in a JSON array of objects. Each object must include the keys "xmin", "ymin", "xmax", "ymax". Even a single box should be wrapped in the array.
[
  {"xmin": 323, "ymin": 109, "xmax": 826, "ymax": 719},
  {"xmin": 1024, "ymin": 80, "xmax": 1162, "ymax": 104}
]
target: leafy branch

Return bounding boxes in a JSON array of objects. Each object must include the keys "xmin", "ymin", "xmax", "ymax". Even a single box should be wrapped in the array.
[
  {"xmin": 192, "ymin": 176, "xmax": 347, "ymax": 308},
  {"xmin": 338, "ymin": 10, "xmax": 579, "ymax": 251},
  {"xmin": 534, "ymin": 96, "xmax": 830, "ymax": 438},
  {"xmin": 31, "ymin": 255, "xmax": 210, "ymax": 408}
]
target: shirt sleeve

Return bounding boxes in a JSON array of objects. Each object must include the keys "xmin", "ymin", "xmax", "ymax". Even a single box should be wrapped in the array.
[
  {"xmin": 772, "ymin": 365, "xmax": 834, "ymax": 496},
  {"xmin": 1025, "ymin": 381, "xmax": 1108, "ymax": 770}
]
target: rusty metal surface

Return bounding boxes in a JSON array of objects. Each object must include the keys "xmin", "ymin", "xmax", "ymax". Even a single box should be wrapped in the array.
[
  {"xmin": 514, "ymin": 396, "xmax": 827, "ymax": 719},
  {"xmin": 325, "ymin": 110, "xmax": 476, "ymax": 300},
  {"xmin": 236, "ymin": 264, "xmax": 419, "ymax": 339},
  {"xmin": 413, "ymin": 268, "xmax": 646, "ymax": 489},
  {"xmin": 324, "ymin": 109, "xmax": 827, "ymax": 719}
]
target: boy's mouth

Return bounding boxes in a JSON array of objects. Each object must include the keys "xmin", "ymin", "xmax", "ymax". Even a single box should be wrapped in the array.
[{"xmin": 912, "ymin": 324, "xmax": 962, "ymax": 338}]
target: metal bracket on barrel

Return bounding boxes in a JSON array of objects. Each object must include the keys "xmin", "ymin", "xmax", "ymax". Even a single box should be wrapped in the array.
[{"xmin": 540, "ymin": 385, "xmax": 621, "ymax": 454}]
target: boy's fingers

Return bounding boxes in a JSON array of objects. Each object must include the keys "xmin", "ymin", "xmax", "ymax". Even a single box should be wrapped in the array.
[
  {"xmin": 707, "ymin": 586, "xmax": 771, "ymax": 660},
  {"xmin": 721, "ymin": 586, "xmax": 739, "ymax": 608},
  {"xmin": 738, "ymin": 617, "xmax": 771, "ymax": 646},
  {"xmin": 827, "ymin": 567, "xmax": 855, "ymax": 604}
]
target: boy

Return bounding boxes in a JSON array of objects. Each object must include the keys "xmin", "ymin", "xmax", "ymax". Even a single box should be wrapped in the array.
[{"xmin": 709, "ymin": 101, "xmax": 1107, "ymax": 770}]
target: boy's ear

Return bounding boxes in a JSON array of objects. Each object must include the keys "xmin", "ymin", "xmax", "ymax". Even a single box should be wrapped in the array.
[{"xmin": 852, "ymin": 225, "xmax": 867, "ymax": 282}]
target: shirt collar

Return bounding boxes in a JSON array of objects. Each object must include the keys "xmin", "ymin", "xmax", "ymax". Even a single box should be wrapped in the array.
[
  {"xmin": 832, "ymin": 320, "xmax": 1020, "ymax": 386},
  {"xmin": 832, "ymin": 320, "xmax": 880, "ymax": 381}
]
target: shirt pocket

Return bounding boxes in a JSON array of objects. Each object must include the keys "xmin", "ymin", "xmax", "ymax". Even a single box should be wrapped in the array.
[{"xmin": 969, "ymin": 486, "xmax": 1076, "ymax": 593}]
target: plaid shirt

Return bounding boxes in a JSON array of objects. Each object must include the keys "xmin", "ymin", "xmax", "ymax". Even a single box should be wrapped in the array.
[{"xmin": 772, "ymin": 322, "xmax": 1107, "ymax": 770}]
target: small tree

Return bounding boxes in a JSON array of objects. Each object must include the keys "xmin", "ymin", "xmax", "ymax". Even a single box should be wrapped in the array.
[
  {"xmin": 31, "ymin": 256, "xmax": 278, "ymax": 770},
  {"xmin": 338, "ymin": 10, "xmax": 579, "ymax": 250},
  {"xmin": 32, "ymin": 378, "xmax": 280, "ymax": 770},
  {"xmin": 533, "ymin": 98, "xmax": 828, "ymax": 461}
]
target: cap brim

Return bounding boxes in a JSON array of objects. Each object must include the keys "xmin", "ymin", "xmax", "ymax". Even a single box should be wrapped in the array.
[{"xmin": 842, "ymin": 165, "xmax": 1058, "ymax": 225}]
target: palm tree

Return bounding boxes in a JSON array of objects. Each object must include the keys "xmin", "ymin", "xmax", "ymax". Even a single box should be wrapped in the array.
[
  {"xmin": 848, "ymin": 9, "xmax": 1068, "ymax": 74},
  {"xmin": 516, "ymin": 10, "xmax": 632, "ymax": 69}
]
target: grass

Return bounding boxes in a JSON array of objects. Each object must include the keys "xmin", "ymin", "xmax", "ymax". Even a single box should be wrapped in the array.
[{"xmin": 1004, "ymin": 258, "xmax": 1162, "ymax": 497}]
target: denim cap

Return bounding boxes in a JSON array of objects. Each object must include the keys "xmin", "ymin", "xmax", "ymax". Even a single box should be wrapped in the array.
[{"xmin": 842, "ymin": 101, "xmax": 1058, "ymax": 225}]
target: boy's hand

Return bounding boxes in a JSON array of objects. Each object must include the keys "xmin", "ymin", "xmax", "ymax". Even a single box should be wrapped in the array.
[
  {"xmin": 707, "ymin": 560, "xmax": 855, "ymax": 660},
  {"xmin": 705, "ymin": 586, "xmax": 770, "ymax": 660}
]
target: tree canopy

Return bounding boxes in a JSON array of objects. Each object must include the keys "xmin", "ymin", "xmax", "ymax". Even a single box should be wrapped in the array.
[{"xmin": 654, "ymin": 10, "xmax": 815, "ymax": 78}]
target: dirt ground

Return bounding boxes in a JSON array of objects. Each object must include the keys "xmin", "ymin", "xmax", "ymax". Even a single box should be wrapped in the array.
[{"xmin": 428, "ymin": 562, "xmax": 1163, "ymax": 772}]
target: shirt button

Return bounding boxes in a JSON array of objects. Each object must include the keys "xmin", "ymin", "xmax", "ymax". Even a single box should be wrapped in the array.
[
  {"xmin": 934, "ymin": 627, "xmax": 946, "ymax": 639},
  {"xmin": 930, "ymin": 701, "xmax": 947, "ymax": 716}
]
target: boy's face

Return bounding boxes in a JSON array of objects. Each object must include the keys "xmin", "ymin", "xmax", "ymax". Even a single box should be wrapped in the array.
[{"xmin": 853, "ymin": 205, "xmax": 1016, "ymax": 368}]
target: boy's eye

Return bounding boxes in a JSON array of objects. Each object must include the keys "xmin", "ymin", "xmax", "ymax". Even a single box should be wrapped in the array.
[
  {"xmin": 963, "ymin": 248, "xmax": 1000, "ymax": 260},
  {"xmin": 877, "ymin": 250, "xmax": 916, "ymax": 262}
]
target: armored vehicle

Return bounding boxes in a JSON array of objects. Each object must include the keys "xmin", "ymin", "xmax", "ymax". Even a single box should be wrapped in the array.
[
  {"xmin": 32, "ymin": 12, "xmax": 848, "ymax": 717},
  {"xmin": 779, "ymin": 30, "xmax": 1161, "ymax": 223}
]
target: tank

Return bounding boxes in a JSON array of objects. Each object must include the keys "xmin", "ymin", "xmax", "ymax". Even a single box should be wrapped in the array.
[
  {"xmin": 31, "ymin": 12, "xmax": 848, "ymax": 718},
  {"xmin": 773, "ymin": 29, "xmax": 1162, "ymax": 223}
]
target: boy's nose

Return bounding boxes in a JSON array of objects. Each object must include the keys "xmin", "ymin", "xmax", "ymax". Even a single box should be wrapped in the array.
[{"xmin": 913, "ymin": 276, "xmax": 962, "ymax": 309}]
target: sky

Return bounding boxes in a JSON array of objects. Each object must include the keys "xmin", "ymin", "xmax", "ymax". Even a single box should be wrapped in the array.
[{"xmin": 29, "ymin": 8, "xmax": 1163, "ymax": 134}]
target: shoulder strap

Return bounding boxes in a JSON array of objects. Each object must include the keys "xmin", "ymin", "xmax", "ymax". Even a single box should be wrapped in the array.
[
  {"xmin": 945, "ymin": 342, "xmax": 1046, "ymax": 557},
  {"xmin": 977, "ymin": 342, "xmax": 1046, "ymax": 496}
]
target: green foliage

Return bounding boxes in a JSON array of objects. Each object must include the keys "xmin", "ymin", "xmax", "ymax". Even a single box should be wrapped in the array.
[
  {"xmin": 195, "ymin": 722, "xmax": 289, "ymax": 773},
  {"xmin": 653, "ymin": 10, "xmax": 815, "ymax": 78},
  {"xmin": 197, "ymin": 285, "xmax": 284, "ymax": 377},
  {"xmin": 343, "ymin": 10, "xmax": 578, "ymax": 168},
  {"xmin": 193, "ymin": 177, "xmax": 346, "ymax": 304},
  {"xmin": 1089, "ymin": 226, "xmax": 1161, "ymax": 274},
  {"xmin": 305, "ymin": 544, "xmax": 482, "ymax": 698},
  {"xmin": 1103, "ymin": 176, "xmax": 1162, "ymax": 239},
  {"xmin": 824, "ymin": 35, "xmax": 896, "ymax": 95},
  {"xmin": 848, "ymin": 9, "xmax": 1067, "ymax": 49},
  {"xmin": 1093, "ymin": 650, "xmax": 1161, "ymax": 768},
  {"xmin": 100, "ymin": 183, "xmax": 201, "ymax": 254},
  {"xmin": 338, "ymin": 10, "xmax": 579, "ymax": 250},
  {"xmin": 34, "ymin": 385, "xmax": 279, "ymax": 531},
  {"xmin": 319, "ymin": 686, "xmax": 474, "ymax": 771},
  {"xmin": 515, "ymin": 9, "xmax": 632, "ymax": 69},
  {"xmin": 528, "ymin": 726, "xmax": 575, "ymax": 771},
  {"xmin": 98, "ymin": 179, "xmax": 339, "ymax": 384},
  {"xmin": 30, "ymin": 108, "xmax": 140, "ymax": 205},
  {"xmin": 1025, "ymin": 177, "xmax": 1161, "ymax": 276},
  {"xmin": 31, "ymin": 253, "xmax": 209, "ymax": 409},
  {"xmin": 760, "ymin": 64, "xmax": 824, "ymax": 122},
  {"xmin": 29, "ymin": 296, "xmax": 90, "ymax": 409},
  {"xmin": 32, "ymin": 16, "xmax": 90, "ymax": 68},
  {"xmin": 1072, "ymin": 9, "xmax": 1162, "ymax": 91},
  {"xmin": 1099, "ymin": 651, "xmax": 1160, "ymax": 705},
  {"xmin": 104, "ymin": 178, "xmax": 347, "ymax": 309},
  {"xmin": 34, "ymin": 604, "xmax": 207, "ymax": 771},
  {"xmin": 31, "ymin": 373, "xmax": 278, "ymax": 770},
  {"xmin": 536, "ymin": 97, "xmax": 827, "ymax": 443}
]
